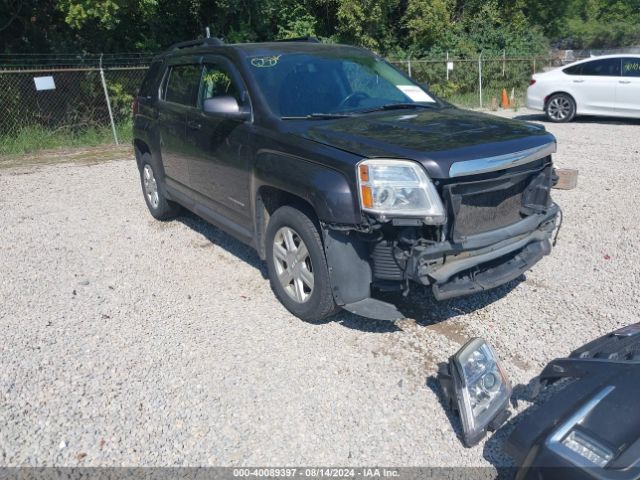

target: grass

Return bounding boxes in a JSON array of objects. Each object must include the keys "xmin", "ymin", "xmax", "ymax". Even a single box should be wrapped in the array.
[
  {"xmin": 0, "ymin": 122, "xmax": 133, "ymax": 157},
  {"xmin": 444, "ymin": 89, "xmax": 527, "ymax": 110}
]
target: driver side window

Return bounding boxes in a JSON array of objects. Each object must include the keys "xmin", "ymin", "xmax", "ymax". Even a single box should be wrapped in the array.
[{"xmin": 200, "ymin": 64, "xmax": 241, "ymax": 106}]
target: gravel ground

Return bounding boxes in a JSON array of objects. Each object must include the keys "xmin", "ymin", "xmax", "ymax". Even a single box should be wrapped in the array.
[{"xmin": 1, "ymin": 109, "xmax": 639, "ymax": 470}]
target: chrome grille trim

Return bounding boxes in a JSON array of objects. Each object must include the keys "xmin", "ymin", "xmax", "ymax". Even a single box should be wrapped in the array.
[{"xmin": 449, "ymin": 142, "xmax": 556, "ymax": 178}]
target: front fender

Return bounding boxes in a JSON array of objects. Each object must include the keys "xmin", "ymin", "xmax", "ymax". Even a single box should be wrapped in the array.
[{"xmin": 253, "ymin": 151, "xmax": 361, "ymax": 225}]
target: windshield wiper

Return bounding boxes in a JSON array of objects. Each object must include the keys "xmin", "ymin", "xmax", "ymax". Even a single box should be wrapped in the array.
[
  {"xmin": 357, "ymin": 103, "xmax": 437, "ymax": 114},
  {"xmin": 281, "ymin": 113, "xmax": 354, "ymax": 120}
]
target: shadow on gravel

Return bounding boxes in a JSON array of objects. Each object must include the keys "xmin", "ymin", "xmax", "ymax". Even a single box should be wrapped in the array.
[
  {"xmin": 328, "ymin": 277, "xmax": 523, "ymax": 333},
  {"xmin": 177, "ymin": 211, "xmax": 268, "ymax": 279},
  {"xmin": 176, "ymin": 210, "xmax": 523, "ymax": 333},
  {"xmin": 514, "ymin": 113, "xmax": 640, "ymax": 126}
]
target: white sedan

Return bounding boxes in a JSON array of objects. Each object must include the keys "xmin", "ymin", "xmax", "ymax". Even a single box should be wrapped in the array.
[{"xmin": 526, "ymin": 54, "xmax": 640, "ymax": 122}]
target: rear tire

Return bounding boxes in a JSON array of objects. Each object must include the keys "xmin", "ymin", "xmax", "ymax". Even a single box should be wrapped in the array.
[
  {"xmin": 545, "ymin": 93, "xmax": 576, "ymax": 123},
  {"xmin": 265, "ymin": 205, "xmax": 339, "ymax": 322},
  {"xmin": 139, "ymin": 153, "xmax": 181, "ymax": 220}
]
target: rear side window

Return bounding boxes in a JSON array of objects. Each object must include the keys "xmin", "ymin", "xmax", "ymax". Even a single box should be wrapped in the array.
[
  {"xmin": 139, "ymin": 61, "xmax": 163, "ymax": 98},
  {"xmin": 563, "ymin": 64, "xmax": 583, "ymax": 75},
  {"xmin": 622, "ymin": 58, "xmax": 640, "ymax": 77},
  {"xmin": 164, "ymin": 64, "xmax": 203, "ymax": 106},
  {"xmin": 575, "ymin": 58, "xmax": 620, "ymax": 76}
]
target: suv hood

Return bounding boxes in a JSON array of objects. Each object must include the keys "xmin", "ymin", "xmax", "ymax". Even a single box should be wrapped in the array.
[{"xmin": 291, "ymin": 106, "xmax": 555, "ymax": 178}]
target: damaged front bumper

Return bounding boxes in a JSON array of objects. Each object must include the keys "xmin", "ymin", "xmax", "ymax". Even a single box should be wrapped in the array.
[
  {"xmin": 324, "ymin": 160, "xmax": 559, "ymax": 320},
  {"xmin": 413, "ymin": 205, "xmax": 558, "ymax": 300},
  {"xmin": 324, "ymin": 205, "xmax": 558, "ymax": 320}
]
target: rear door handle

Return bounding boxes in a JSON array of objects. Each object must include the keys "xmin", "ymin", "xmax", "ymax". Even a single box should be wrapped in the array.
[
  {"xmin": 619, "ymin": 80, "xmax": 631, "ymax": 84},
  {"xmin": 573, "ymin": 79, "xmax": 584, "ymax": 83},
  {"xmin": 187, "ymin": 120, "xmax": 202, "ymax": 130}
]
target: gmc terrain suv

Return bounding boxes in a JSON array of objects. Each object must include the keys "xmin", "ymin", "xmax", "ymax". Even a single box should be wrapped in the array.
[{"xmin": 132, "ymin": 37, "xmax": 560, "ymax": 322}]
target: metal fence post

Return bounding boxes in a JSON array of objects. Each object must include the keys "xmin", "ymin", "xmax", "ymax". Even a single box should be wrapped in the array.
[
  {"xmin": 99, "ymin": 53, "xmax": 119, "ymax": 145},
  {"xmin": 407, "ymin": 58, "xmax": 412, "ymax": 78},
  {"xmin": 502, "ymin": 49, "xmax": 506, "ymax": 77},
  {"xmin": 478, "ymin": 52, "xmax": 483, "ymax": 109},
  {"xmin": 446, "ymin": 51, "xmax": 449, "ymax": 81}
]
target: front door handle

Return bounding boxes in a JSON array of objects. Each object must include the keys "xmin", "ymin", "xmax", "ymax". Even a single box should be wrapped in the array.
[
  {"xmin": 187, "ymin": 120, "xmax": 202, "ymax": 130},
  {"xmin": 573, "ymin": 79, "xmax": 584, "ymax": 83},
  {"xmin": 619, "ymin": 80, "xmax": 631, "ymax": 84}
]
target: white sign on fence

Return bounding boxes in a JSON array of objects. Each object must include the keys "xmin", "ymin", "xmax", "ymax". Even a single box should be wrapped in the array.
[
  {"xmin": 33, "ymin": 76, "xmax": 56, "ymax": 91},
  {"xmin": 447, "ymin": 61, "xmax": 454, "ymax": 71}
]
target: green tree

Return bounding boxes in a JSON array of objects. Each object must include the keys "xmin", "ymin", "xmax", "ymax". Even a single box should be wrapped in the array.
[{"xmin": 403, "ymin": 0, "xmax": 455, "ymax": 53}]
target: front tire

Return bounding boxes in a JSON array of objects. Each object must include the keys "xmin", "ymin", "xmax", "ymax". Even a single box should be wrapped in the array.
[
  {"xmin": 545, "ymin": 93, "xmax": 576, "ymax": 123},
  {"xmin": 265, "ymin": 206, "xmax": 338, "ymax": 322},
  {"xmin": 139, "ymin": 153, "xmax": 181, "ymax": 220}
]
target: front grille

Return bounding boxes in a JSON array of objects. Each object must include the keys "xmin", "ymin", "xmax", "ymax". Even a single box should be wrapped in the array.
[
  {"xmin": 453, "ymin": 177, "xmax": 528, "ymax": 237},
  {"xmin": 445, "ymin": 166, "xmax": 551, "ymax": 240}
]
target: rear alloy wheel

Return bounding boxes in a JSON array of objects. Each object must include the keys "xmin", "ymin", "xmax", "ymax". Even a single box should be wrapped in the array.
[
  {"xmin": 266, "ymin": 206, "xmax": 338, "ymax": 322},
  {"xmin": 545, "ymin": 93, "xmax": 576, "ymax": 123},
  {"xmin": 142, "ymin": 164, "xmax": 159, "ymax": 209},
  {"xmin": 139, "ymin": 153, "xmax": 181, "ymax": 220}
]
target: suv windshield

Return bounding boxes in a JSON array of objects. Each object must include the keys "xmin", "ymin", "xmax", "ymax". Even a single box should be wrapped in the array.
[{"xmin": 245, "ymin": 50, "xmax": 439, "ymax": 118}]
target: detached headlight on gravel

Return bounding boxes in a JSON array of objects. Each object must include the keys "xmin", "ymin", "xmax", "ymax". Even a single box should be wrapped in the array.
[
  {"xmin": 438, "ymin": 338, "xmax": 512, "ymax": 447},
  {"xmin": 356, "ymin": 159, "xmax": 445, "ymax": 224}
]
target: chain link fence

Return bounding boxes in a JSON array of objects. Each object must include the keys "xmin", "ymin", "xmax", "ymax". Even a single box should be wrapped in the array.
[
  {"xmin": 0, "ymin": 53, "xmax": 557, "ymax": 158},
  {"xmin": 390, "ymin": 54, "xmax": 555, "ymax": 109},
  {"xmin": 0, "ymin": 64, "xmax": 148, "ymax": 156}
]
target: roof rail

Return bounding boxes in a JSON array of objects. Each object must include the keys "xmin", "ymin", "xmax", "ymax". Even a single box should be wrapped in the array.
[
  {"xmin": 168, "ymin": 37, "xmax": 224, "ymax": 51},
  {"xmin": 274, "ymin": 36, "xmax": 320, "ymax": 43}
]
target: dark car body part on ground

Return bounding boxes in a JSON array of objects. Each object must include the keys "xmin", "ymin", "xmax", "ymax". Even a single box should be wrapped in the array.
[
  {"xmin": 506, "ymin": 323, "xmax": 640, "ymax": 480},
  {"xmin": 441, "ymin": 324, "xmax": 640, "ymax": 479},
  {"xmin": 132, "ymin": 37, "xmax": 560, "ymax": 321}
]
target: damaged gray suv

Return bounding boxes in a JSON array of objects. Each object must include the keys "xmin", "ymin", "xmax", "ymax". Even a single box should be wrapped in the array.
[{"xmin": 132, "ymin": 37, "xmax": 560, "ymax": 322}]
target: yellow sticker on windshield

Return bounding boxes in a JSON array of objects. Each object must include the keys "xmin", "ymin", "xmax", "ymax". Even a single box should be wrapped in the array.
[{"xmin": 250, "ymin": 55, "xmax": 282, "ymax": 68}]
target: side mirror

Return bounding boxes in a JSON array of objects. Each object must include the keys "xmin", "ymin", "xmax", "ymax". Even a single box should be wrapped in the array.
[{"xmin": 203, "ymin": 95, "xmax": 250, "ymax": 121}]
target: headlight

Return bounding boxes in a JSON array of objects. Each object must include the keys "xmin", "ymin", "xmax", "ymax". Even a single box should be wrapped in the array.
[
  {"xmin": 439, "ymin": 338, "xmax": 512, "ymax": 447},
  {"xmin": 356, "ymin": 159, "xmax": 445, "ymax": 224}
]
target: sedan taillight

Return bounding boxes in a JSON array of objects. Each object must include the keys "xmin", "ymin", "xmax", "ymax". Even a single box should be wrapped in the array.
[
  {"xmin": 132, "ymin": 97, "xmax": 139, "ymax": 116},
  {"xmin": 529, "ymin": 79, "xmax": 537, "ymax": 86}
]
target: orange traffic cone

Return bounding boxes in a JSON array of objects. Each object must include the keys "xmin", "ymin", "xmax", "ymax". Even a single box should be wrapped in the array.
[{"xmin": 500, "ymin": 88, "xmax": 510, "ymax": 109}]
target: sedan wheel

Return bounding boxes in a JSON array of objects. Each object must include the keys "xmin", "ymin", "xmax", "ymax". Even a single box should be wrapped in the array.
[
  {"xmin": 546, "ymin": 94, "xmax": 576, "ymax": 123},
  {"xmin": 272, "ymin": 226, "xmax": 314, "ymax": 303}
]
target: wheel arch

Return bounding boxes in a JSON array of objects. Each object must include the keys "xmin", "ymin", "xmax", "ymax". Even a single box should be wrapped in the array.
[
  {"xmin": 133, "ymin": 139, "xmax": 151, "ymax": 170},
  {"xmin": 544, "ymin": 91, "xmax": 577, "ymax": 109},
  {"xmin": 254, "ymin": 186, "xmax": 319, "ymax": 260},
  {"xmin": 252, "ymin": 152, "xmax": 361, "ymax": 260}
]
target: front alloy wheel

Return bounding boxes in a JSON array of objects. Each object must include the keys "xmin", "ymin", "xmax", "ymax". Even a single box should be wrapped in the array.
[
  {"xmin": 272, "ymin": 226, "xmax": 315, "ymax": 303},
  {"xmin": 265, "ymin": 205, "xmax": 338, "ymax": 322}
]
